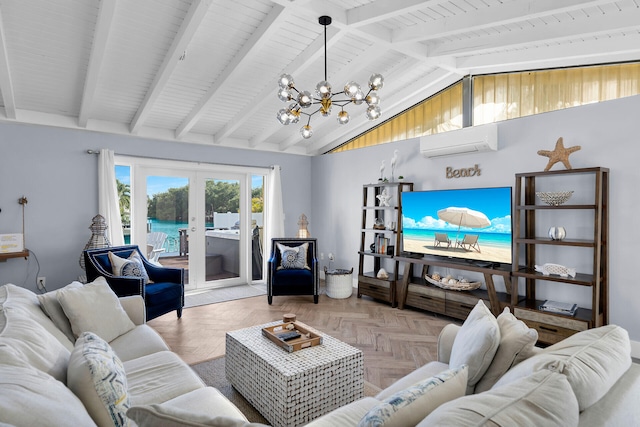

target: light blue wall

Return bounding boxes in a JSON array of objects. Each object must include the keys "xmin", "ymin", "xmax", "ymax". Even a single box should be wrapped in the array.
[
  {"xmin": 311, "ymin": 94, "xmax": 640, "ymax": 343},
  {"xmin": 0, "ymin": 123, "xmax": 311, "ymax": 290}
]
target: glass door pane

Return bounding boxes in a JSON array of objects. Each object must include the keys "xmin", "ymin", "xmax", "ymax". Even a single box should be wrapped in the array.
[
  {"xmin": 146, "ymin": 175, "xmax": 191, "ymax": 284},
  {"xmin": 203, "ymin": 177, "xmax": 243, "ymax": 286}
]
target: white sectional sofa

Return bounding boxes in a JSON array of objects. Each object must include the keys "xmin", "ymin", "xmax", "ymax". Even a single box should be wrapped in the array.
[
  {"xmin": 0, "ymin": 279, "xmax": 264, "ymax": 427},
  {"xmin": 307, "ymin": 300, "xmax": 640, "ymax": 427}
]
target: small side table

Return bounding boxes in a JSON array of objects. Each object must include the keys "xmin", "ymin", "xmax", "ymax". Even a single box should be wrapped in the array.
[{"xmin": 324, "ymin": 267, "xmax": 354, "ymax": 299}]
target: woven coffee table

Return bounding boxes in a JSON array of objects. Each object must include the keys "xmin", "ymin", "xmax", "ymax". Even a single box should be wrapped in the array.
[{"xmin": 225, "ymin": 321, "xmax": 364, "ymax": 427}]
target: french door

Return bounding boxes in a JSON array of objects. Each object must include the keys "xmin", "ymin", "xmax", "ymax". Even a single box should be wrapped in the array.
[{"xmin": 126, "ymin": 159, "xmax": 264, "ymax": 292}]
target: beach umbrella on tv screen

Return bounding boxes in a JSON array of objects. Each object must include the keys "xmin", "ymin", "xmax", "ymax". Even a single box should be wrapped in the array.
[{"xmin": 437, "ymin": 207, "xmax": 490, "ymax": 239}]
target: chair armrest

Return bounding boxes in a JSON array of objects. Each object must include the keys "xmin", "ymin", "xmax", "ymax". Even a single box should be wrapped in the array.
[
  {"xmin": 143, "ymin": 261, "xmax": 183, "ymax": 284},
  {"xmin": 119, "ymin": 295, "xmax": 146, "ymax": 325},
  {"xmin": 438, "ymin": 324, "xmax": 461, "ymax": 364}
]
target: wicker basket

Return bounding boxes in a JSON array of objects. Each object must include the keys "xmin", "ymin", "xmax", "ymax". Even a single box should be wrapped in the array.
[
  {"xmin": 425, "ymin": 274, "xmax": 482, "ymax": 291},
  {"xmin": 324, "ymin": 267, "xmax": 354, "ymax": 299}
]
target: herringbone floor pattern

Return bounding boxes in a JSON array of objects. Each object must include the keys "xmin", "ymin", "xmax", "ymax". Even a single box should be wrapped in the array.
[{"xmin": 148, "ymin": 287, "xmax": 461, "ymax": 390}]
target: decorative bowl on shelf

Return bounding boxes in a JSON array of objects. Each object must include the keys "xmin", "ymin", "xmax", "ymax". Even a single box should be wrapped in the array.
[
  {"xmin": 536, "ymin": 190, "xmax": 574, "ymax": 206},
  {"xmin": 425, "ymin": 274, "xmax": 482, "ymax": 291}
]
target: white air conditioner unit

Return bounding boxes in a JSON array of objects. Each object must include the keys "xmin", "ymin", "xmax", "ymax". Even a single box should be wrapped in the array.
[{"xmin": 420, "ymin": 123, "xmax": 498, "ymax": 158}]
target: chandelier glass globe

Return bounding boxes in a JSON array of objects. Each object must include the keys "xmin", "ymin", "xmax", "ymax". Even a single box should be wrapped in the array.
[
  {"xmin": 300, "ymin": 125, "xmax": 313, "ymax": 139},
  {"xmin": 337, "ymin": 110, "xmax": 350, "ymax": 125},
  {"xmin": 297, "ymin": 91, "xmax": 312, "ymax": 108},
  {"xmin": 278, "ymin": 73, "xmax": 294, "ymax": 88},
  {"xmin": 366, "ymin": 91, "xmax": 380, "ymax": 106},
  {"xmin": 369, "ymin": 73, "xmax": 384, "ymax": 90},
  {"xmin": 344, "ymin": 81, "xmax": 361, "ymax": 97},
  {"xmin": 316, "ymin": 80, "xmax": 332, "ymax": 98},
  {"xmin": 366, "ymin": 105, "xmax": 381, "ymax": 120},
  {"xmin": 277, "ymin": 88, "xmax": 292, "ymax": 102}
]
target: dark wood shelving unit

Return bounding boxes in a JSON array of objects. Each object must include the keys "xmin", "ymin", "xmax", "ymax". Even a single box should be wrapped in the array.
[
  {"xmin": 396, "ymin": 255, "xmax": 515, "ymax": 319},
  {"xmin": 512, "ymin": 167, "xmax": 609, "ymax": 344},
  {"xmin": 357, "ymin": 181, "xmax": 413, "ymax": 307}
]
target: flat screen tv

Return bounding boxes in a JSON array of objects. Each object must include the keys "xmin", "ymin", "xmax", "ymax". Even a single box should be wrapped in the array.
[{"xmin": 401, "ymin": 187, "xmax": 512, "ymax": 266}]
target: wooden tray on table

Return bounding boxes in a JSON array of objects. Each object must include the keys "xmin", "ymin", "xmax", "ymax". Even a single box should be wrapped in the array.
[{"xmin": 262, "ymin": 321, "xmax": 323, "ymax": 352}]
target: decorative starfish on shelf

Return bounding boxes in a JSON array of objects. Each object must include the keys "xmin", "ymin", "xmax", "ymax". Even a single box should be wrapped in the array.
[{"xmin": 537, "ymin": 137, "xmax": 581, "ymax": 171}]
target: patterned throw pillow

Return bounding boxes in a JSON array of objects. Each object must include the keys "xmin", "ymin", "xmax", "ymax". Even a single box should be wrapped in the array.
[
  {"xmin": 67, "ymin": 331, "xmax": 130, "ymax": 427},
  {"xmin": 109, "ymin": 251, "xmax": 150, "ymax": 283},
  {"xmin": 276, "ymin": 242, "xmax": 309, "ymax": 270},
  {"xmin": 358, "ymin": 365, "xmax": 468, "ymax": 427}
]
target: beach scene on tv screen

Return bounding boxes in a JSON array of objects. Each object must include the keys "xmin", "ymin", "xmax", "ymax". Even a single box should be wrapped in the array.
[{"xmin": 402, "ymin": 187, "xmax": 512, "ymax": 264}]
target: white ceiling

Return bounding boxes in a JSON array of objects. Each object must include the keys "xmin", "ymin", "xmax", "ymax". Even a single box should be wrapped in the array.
[{"xmin": 0, "ymin": 0, "xmax": 639, "ymax": 155}]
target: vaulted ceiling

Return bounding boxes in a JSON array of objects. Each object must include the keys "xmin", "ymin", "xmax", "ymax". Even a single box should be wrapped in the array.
[{"xmin": 0, "ymin": 0, "xmax": 639, "ymax": 155}]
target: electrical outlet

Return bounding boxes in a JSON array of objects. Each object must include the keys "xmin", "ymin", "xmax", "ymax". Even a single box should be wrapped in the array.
[
  {"xmin": 37, "ymin": 277, "xmax": 46, "ymax": 291},
  {"xmin": 320, "ymin": 252, "xmax": 324, "ymax": 260}
]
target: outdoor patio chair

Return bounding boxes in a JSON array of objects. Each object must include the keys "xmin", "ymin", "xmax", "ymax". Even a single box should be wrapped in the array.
[
  {"xmin": 84, "ymin": 245, "xmax": 184, "ymax": 321},
  {"xmin": 267, "ymin": 238, "xmax": 318, "ymax": 304},
  {"xmin": 147, "ymin": 231, "xmax": 167, "ymax": 265},
  {"xmin": 434, "ymin": 232, "xmax": 452, "ymax": 248},
  {"xmin": 456, "ymin": 234, "xmax": 481, "ymax": 252}
]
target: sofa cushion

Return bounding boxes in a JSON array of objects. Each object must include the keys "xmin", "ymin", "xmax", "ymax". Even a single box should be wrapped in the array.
[
  {"xmin": 0, "ymin": 364, "xmax": 97, "ymax": 427},
  {"xmin": 67, "ymin": 332, "xmax": 130, "ymax": 427},
  {"xmin": 449, "ymin": 300, "xmax": 500, "ymax": 392},
  {"xmin": 1, "ymin": 283, "xmax": 74, "ymax": 350},
  {"xmin": 492, "ymin": 324, "xmax": 631, "ymax": 411},
  {"xmin": 109, "ymin": 324, "xmax": 170, "ymax": 362},
  {"xmin": 419, "ymin": 369, "xmax": 579, "ymax": 427},
  {"xmin": 304, "ymin": 397, "xmax": 380, "ymax": 427},
  {"xmin": 0, "ymin": 301, "xmax": 70, "ymax": 382},
  {"xmin": 109, "ymin": 250, "xmax": 151, "ymax": 283},
  {"xmin": 474, "ymin": 307, "xmax": 538, "ymax": 393},
  {"xmin": 124, "ymin": 351, "xmax": 205, "ymax": 406},
  {"xmin": 359, "ymin": 365, "xmax": 468, "ymax": 427},
  {"xmin": 276, "ymin": 242, "xmax": 309, "ymax": 270},
  {"xmin": 37, "ymin": 280, "xmax": 84, "ymax": 342},
  {"xmin": 127, "ymin": 403, "xmax": 266, "ymax": 427},
  {"xmin": 57, "ymin": 278, "xmax": 135, "ymax": 342}
]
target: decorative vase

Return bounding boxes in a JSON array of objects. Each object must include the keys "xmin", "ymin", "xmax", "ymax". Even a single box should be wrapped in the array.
[{"xmin": 548, "ymin": 226, "xmax": 566, "ymax": 240}]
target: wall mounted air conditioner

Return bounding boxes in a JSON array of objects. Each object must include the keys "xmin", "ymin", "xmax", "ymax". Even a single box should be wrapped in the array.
[{"xmin": 419, "ymin": 123, "xmax": 498, "ymax": 158}]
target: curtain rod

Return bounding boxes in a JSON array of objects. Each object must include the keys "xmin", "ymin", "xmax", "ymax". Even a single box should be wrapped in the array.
[{"xmin": 86, "ymin": 149, "xmax": 279, "ymax": 170}]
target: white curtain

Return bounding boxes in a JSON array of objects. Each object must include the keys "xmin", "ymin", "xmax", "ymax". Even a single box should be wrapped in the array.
[
  {"xmin": 266, "ymin": 165, "xmax": 285, "ymax": 248},
  {"xmin": 98, "ymin": 149, "xmax": 124, "ymax": 246}
]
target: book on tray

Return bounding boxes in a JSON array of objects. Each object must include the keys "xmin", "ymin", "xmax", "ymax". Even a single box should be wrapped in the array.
[{"xmin": 539, "ymin": 300, "xmax": 578, "ymax": 316}]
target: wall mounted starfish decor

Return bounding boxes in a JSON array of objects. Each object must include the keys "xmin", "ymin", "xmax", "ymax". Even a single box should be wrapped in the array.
[{"xmin": 537, "ymin": 137, "xmax": 581, "ymax": 171}]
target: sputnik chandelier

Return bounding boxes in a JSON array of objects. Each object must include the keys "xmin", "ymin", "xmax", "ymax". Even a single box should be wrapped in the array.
[{"xmin": 276, "ymin": 16, "xmax": 384, "ymax": 139}]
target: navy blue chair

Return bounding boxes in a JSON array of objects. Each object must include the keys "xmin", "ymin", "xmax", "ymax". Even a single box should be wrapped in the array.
[
  {"xmin": 84, "ymin": 245, "xmax": 184, "ymax": 321},
  {"xmin": 267, "ymin": 238, "xmax": 318, "ymax": 304}
]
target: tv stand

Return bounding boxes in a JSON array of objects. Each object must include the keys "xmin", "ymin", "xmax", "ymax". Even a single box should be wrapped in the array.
[{"xmin": 395, "ymin": 255, "xmax": 516, "ymax": 318}]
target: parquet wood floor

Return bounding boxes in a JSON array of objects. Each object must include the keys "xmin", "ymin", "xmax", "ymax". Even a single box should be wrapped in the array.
[{"xmin": 148, "ymin": 288, "xmax": 461, "ymax": 390}]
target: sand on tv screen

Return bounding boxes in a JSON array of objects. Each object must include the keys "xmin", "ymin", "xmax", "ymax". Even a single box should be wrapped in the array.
[{"xmin": 401, "ymin": 187, "xmax": 512, "ymax": 265}]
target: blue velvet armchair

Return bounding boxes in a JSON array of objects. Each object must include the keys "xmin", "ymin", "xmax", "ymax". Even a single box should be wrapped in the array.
[
  {"xmin": 84, "ymin": 245, "xmax": 184, "ymax": 321},
  {"xmin": 267, "ymin": 238, "xmax": 318, "ymax": 304}
]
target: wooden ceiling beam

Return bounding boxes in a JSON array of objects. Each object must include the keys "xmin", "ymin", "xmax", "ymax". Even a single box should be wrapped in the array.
[
  {"xmin": 78, "ymin": 0, "xmax": 117, "ymax": 128},
  {"xmin": 130, "ymin": 0, "xmax": 213, "ymax": 134},
  {"xmin": 0, "ymin": 8, "xmax": 17, "ymax": 119},
  {"xmin": 175, "ymin": 4, "xmax": 286, "ymax": 139}
]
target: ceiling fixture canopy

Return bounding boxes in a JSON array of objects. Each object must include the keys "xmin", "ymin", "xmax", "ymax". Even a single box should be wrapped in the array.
[{"xmin": 276, "ymin": 16, "xmax": 384, "ymax": 139}]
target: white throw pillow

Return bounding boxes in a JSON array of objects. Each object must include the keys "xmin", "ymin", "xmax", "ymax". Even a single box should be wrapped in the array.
[
  {"xmin": 358, "ymin": 365, "xmax": 468, "ymax": 427},
  {"xmin": 127, "ymin": 404, "xmax": 268, "ymax": 427},
  {"xmin": 492, "ymin": 324, "xmax": 631, "ymax": 411},
  {"xmin": 474, "ymin": 307, "xmax": 538, "ymax": 392},
  {"xmin": 67, "ymin": 332, "xmax": 130, "ymax": 427},
  {"xmin": 38, "ymin": 280, "xmax": 84, "ymax": 342},
  {"xmin": 57, "ymin": 277, "xmax": 135, "ymax": 342},
  {"xmin": 0, "ymin": 364, "xmax": 98, "ymax": 427},
  {"xmin": 420, "ymin": 369, "xmax": 579, "ymax": 427},
  {"xmin": 448, "ymin": 300, "xmax": 500, "ymax": 392},
  {"xmin": 109, "ymin": 251, "xmax": 150, "ymax": 283}
]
